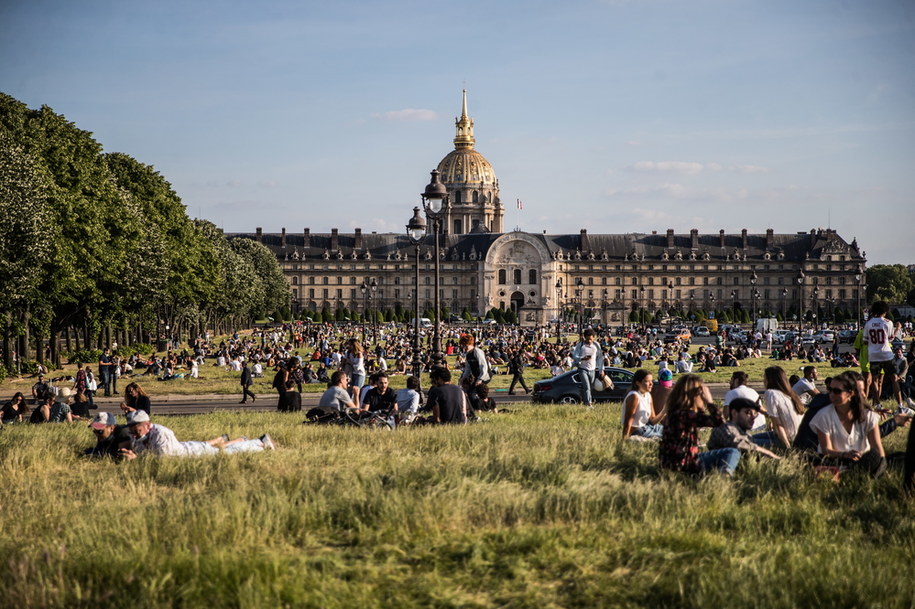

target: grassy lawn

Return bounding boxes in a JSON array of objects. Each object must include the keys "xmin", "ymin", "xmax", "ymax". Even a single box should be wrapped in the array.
[
  {"xmin": 3, "ymin": 342, "xmax": 869, "ymax": 399},
  {"xmin": 0, "ymin": 404, "xmax": 912, "ymax": 608}
]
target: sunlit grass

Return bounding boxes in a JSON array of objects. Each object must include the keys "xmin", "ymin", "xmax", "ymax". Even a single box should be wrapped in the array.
[{"xmin": 0, "ymin": 403, "xmax": 912, "ymax": 608}]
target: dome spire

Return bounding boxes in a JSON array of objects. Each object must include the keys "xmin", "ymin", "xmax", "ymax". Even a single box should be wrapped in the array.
[{"xmin": 453, "ymin": 88, "xmax": 475, "ymax": 150}]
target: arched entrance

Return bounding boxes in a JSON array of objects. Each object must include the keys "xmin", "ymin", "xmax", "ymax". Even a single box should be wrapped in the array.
[{"xmin": 510, "ymin": 291, "xmax": 525, "ymax": 314}]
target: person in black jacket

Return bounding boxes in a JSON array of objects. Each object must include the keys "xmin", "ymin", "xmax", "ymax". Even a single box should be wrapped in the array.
[
  {"xmin": 507, "ymin": 349, "xmax": 530, "ymax": 395},
  {"xmin": 240, "ymin": 362, "xmax": 256, "ymax": 404}
]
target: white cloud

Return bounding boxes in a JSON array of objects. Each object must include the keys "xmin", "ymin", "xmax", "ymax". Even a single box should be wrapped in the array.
[
  {"xmin": 626, "ymin": 161, "xmax": 770, "ymax": 175},
  {"xmin": 604, "ymin": 183, "xmax": 753, "ymax": 202},
  {"xmin": 630, "ymin": 161, "xmax": 705, "ymax": 175},
  {"xmin": 625, "ymin": 140, "xmax": 642, "ymax": 147},
  {"xmin": 371, "ymin": 109, "xmax": 438, "ymax": 122}
]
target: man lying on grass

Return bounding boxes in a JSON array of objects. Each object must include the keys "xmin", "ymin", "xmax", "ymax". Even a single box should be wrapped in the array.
[{"xmin": 118, "ymin": 410, "xmax": 276, "ymax": 460}]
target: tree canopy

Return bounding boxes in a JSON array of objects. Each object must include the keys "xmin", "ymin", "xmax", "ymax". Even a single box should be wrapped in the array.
[{"xmin": 0, "ymin": 93, "xmax": 289, "ymax": 366}]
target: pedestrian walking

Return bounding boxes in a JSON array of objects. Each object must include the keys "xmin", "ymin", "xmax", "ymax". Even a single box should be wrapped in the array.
[{"xmin": 240, "ymin": 362, "xmax": 256, "ymax": 404}]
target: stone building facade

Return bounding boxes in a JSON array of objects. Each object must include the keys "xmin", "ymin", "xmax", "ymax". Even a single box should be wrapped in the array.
[{"xmin": 229, "ymin": 92, "xmax": 867, "ymax": 325}]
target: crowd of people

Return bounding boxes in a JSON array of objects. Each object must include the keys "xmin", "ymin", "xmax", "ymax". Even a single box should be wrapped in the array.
[{"xmin": 2, "ymin": 303, "xmax": 914, "ymax": 488}]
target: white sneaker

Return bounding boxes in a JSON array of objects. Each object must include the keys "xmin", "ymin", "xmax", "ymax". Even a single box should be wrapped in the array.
[
  {"xmin": 906, "ymin": 397, "xmax": 915, "ymax": 409},
  {"xmin": 895, "ymin": 405, "xmax": 914, "ymax": 418},
  {"xmin": 260, "ymin": 434, "xmax": 276, "ymax": 450}
]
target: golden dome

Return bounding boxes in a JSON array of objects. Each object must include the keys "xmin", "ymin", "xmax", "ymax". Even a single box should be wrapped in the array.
[
  {"xmin": 437, "ymin": 148, "xmax": 497, "ymax": 186},
  {"xmin": 436, "ymin": 89, "xmax": 497, "ymax": 187}
]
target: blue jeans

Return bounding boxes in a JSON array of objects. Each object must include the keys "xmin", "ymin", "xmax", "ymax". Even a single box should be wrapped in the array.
[
  {"xmin": 632, "ymin": 423, "xmax": 664, "ymax": 439},
  {"xmin": 751, "ymin": 431, "xmax": 778, "ymax": 448},
  {"xmin": 578, "ymin": 368, "xmax": 596, "ymax": 405},
  {"xmin": 698, "ymin": 448, "xmax": 741, "ymax": 475}
]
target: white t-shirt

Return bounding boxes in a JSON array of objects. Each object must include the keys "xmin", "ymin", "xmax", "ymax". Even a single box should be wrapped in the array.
[
  {"xmin": 576, "ymin": 343, "xmax": 598, "ymax": 371},
  {"xmin": 765, "ymin": 389, "xmax": 802, "ymax": 442},
  {"xmin": 863, "ymin": 317, "xmax": 894, "ymax": 363},
  {"xmin": 724, "ymin": 385, "xmax": 764, "ymax": 430},
  {"xmin": 622, "ymin": 390, "xmax": 652, "ymax": 430},
  {"xmin": 809, "ymin": 406, "xmax": 879, "ymax": 454},
  {"xmin": 792, "ymin": 378, "xmax": 817, "ymax": 405}
]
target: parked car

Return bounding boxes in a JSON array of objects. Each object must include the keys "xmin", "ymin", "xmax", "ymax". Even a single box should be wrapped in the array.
[
  {"xmin": 691, "ymin": 326, "xmax": 711, "ymax": 337},
  {"xmin": 812, "ymin": 330, "xmax": 835, "ymax": 344},
  {"xmin": 837, "ymin": 329, "xmax": 857, "ymax": 344},
  {"xmin": 531, "ymin": 367, "xmax": 635, "ymax": 404},
  {"xmin": 663, "ymin": 327, "xmax": 692, "ymax": 343}
]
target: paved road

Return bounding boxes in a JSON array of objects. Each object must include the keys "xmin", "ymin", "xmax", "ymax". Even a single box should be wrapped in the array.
[{"xmin": 88, "ymin": 384, "xmax": 736, "ymax": 416}]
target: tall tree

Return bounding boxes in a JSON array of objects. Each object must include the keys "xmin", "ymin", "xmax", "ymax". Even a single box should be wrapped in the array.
[{"xmin": 865, "ymin": 265, "xmax": 913, "ymax": 305}]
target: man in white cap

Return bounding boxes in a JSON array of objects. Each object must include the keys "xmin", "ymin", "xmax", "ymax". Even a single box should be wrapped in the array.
[
  {"xmin": 84, "ymin": 412, "xmax": 131, "ymax": 458},
  {"xmin": 119, "ymin": 411, "xmax": 275, "ymax": 459}
]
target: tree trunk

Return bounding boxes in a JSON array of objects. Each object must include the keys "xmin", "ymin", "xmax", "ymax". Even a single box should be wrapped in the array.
[
  {"xmin": 2, "ymin": 312, "xmax": 10, "ymax": 370},
  {"xmin": 50, "ymin": 326, "xmax": 60, "ymax": 369},
  {"xmin": 64, "ymin": 326, "xmax": 72, "ymax": 354}
]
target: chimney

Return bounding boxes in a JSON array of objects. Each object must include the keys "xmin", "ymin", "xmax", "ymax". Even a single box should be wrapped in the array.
[
  {"xmin": 255, "ymin": 227, "xmax": 262, "ymax": 242},
  {"xmin": 330, "ymin": 228, "xmax": 339, "ymax": 252},
  {"xmin": 719, "ymin": 229, "xmax": 725, "ymax": 248},
  {"xmin": 766, "ymin": 228, "xmax": 773, "ymax": 248},
  {"xmin": 580, "ymin": 228, "xmax": 590, "ymax": 252},
  {"xmin": 741, "ymin": 228, "xmax": 748, "ymax": 249},
  {"xmin": 690, "ymin": 228, "xmax": 698, "ymax": 249},
  {"xmin": 303, "ymin": 228, "xmax": 310, "ymax": 248},
  {"xmin": 354, "ymin": 228, "xmax": 363, "ymax": 250},
  {"xmin": 666, "ymin": 229, "xmax": 674, "ymax": 248},
  {"xmin": 280, "ymin": 227, "xmax": 286, "ymax": 247}
]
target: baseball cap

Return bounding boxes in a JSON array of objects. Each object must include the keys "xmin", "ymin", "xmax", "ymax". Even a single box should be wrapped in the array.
[
  {"xmin": 126, "ymin": 410, "xmax": 150, "ymax": 425},
  {"xmin": 89, "ymin": 412, "xmax": 117, "ymax": 429}
]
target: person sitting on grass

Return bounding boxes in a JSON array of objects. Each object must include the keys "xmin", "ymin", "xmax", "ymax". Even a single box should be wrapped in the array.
[
  {"xmin": 427, "ymin": 367, "xmax": 468, "ymax": 425},
  {"xmin": 707, "ymin": 398, "xmax": 781, "ymax": 461},
  {"xmin": 395, "ymin": 375, "xmax": 422, "ymax": 423},
  {"xmin": 120, "ymin": 382, "xmax": 151, "ymax": 415},
  {"xmin": 317, "ymin": 370, "xmax": 357, "ymax": 413},
  {"xmin": 808, "ymin": 372, "xmax": 887, "ymax": 478},
  {"xmin": 29, "ymin": 391, "xmax": 76, "ymax": 424},
  {"xmin": 622, "ymin": 369, "xmax": 666, "ymax": 440},
  {"xmin": 763, "ymin": 366, "xmax": 805, "ymax": 449},
  {"xmin": 118, "ymin": 410, "xmax": 275, "ymax": 460},
  {"xmin": 659, "ymin": 374, "xmax": 739, "ymax": 476},
  {"xmin": 475, "ymin": 382, "xmax": 498, "ymax": 413},
  {"xmin": 362, "ymin": 371, "xmax": 397, "ymax": 413},
  {"xmin": 84, "ymin": 412, "xmax": 132, "ymax": 459},
  {"xmin": 1, "ymin": 392, "xmax": 30, "ymax": 423}
]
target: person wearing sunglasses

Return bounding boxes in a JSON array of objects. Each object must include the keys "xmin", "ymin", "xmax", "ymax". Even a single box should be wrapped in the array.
[{"xmin": 809, "ymin": 372, "xmax": 886, "ymax": 477}]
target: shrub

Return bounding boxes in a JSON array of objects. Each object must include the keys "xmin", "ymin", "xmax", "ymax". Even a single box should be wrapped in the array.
[{"xmin": 64, "ymin": 349, "xmax": 103, "ymax": 364}]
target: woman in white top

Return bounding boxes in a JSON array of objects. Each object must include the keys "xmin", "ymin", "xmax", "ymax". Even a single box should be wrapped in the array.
[
  {"xmin": 342, "ymin": 339, "xmax": 366, "ymax": 409},
  {"xmin": 622, "ymin": 369, "xmax": 666, "ymax": 439},
  {"xmin": 810, "ymin": 371, "xmax": 886, "ymax": 476},
  {"xmin": 763, "ymin": 366, "xmax": 805, "ymax": 449}
]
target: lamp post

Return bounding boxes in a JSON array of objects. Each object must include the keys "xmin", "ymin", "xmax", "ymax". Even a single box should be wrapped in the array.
[
  {"xmin": 575, "ymin": 278, "xmax": 584, "ymax": 337},
  {"xmin": 796, "ymin": 270, "xmax": 805, "ymax": 332},
  {"xmin": 406, "ymin": 207, "xmax": 426, "ymax": 379},
  {"xmin": 854, "ymin": 266, "xmax": 863, "ymax": 328},
  {"xmin": 689, "ymin": 291, "xmax": 694, "ymax": 320},
  {"xmin": 731, "ymin": 289, "xmax": 738, "ymax": 322},
  {"xmin": 555, "ymin": 278, "xmax": 563, "ymax": 341},
  {"xmin": 812, "ymin": 286, "xmax": 820, "ymax": 330},
  {"xmin": 709, "ymin": 293, "xmax": 716, "ymax": 319},
  {"xmin": 602, "ymin": 288, "xmax": 609, "ymax": 327},
  {"xmin": 667, "ymin": 282, "xmax": 674, "ymax": 328},
  {"xmin": 781, "ymin": 288, "xmax": 788, "ymax": 323},
  {"xmin": 421, "ymin": 170, "xmax": 447, "ymax": 365},
  {"xmin": 369, "ymin": 278, "xmax": 377, "ymax": 345},
  {"xmin": 360, "ymin": 280, "xmax": 368, "ymax": 345},
  {"xmin": 749, "ymin": 270, "xmax": 758, "ymax": 329}
]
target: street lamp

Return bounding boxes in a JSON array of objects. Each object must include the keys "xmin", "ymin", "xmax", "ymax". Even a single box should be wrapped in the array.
[
  {"xmin": 602, "ymin": 288, "xmax": 609, "ymax": 327},
  {"xmin": 360, "ymin": 280, "xmax": 368, "ymax": 345},
  {"xmin": 812, "ymin": 286, "xmax": 820, "ymax": 330},
  {"xmin": 749, "ymin": 270, "xmax": 758, "ymax": 329},
  {"xmin": 781, "ymin": 288, "xmax": 788, "ymax": 323},
  {"xmin": 421, "ymin": 169, "xmax": 447, "ymax": 365},
  {"xmin": 639, "ymin": 285, "xmax": 646, "ymax": 331},
  {"xmin": 731, "ymin": 289, "xmax": 738, "ymax": 321},
  {"xmin": 406, "ymin": 207, "xmax": 426, "ymax": 379},
  {"xmin": 689, "ymin": 291, "xmax": 694, "ymax": 319},
  {"xmin": 855, "ymin": 266, "xmax": 863, "ymax": 328},
  {"xmin": 709, "ymin": 293, "xmax": 716, "ymax": 318},
  {"xmin": 369, "ymin": 278, "xmax": 378, "ymax": 344},
  {"xmin": 555, "ymin": 278, "xmax": 563, "ymax": 341},
  {"xmin": 796, "ymin": 270, "xmax": 805, "ymax": 332},
  {"xmin": 575, "ymin": 278, "xmax": 585, "ymax": 336},
  {"xmin": 667, "ymin": 281, "xmax": 674, "ymax": 328}
]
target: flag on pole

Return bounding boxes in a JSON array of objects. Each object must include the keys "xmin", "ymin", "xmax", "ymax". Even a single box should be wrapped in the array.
[{"xmin": 517, "ymin": 199, "xmax": 523, "ymax": 210}]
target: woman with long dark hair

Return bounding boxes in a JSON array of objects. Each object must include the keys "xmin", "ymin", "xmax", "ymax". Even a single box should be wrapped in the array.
[
  {"xmin": 810, "ymin": 370, "xmax": 886, "ymax": 477},
  {"xmin": 1, "ymin": 392, "xmax": 30, "ymax": 423},
  {"xmin": 659, "ymin": 374, "xmax": 739, "ymax": 476},
  {"xmin": 763, "ymin": 366, "xmax": 805, "ymax": 449},
  {"xmin": 120, "ymin": 382, "xmax": 151, "ymax": 415}
]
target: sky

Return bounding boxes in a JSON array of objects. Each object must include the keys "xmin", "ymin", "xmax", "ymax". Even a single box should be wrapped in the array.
[{"xmin": 1, "ymin": 0, "xmax": 914, "ymax": 266}]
